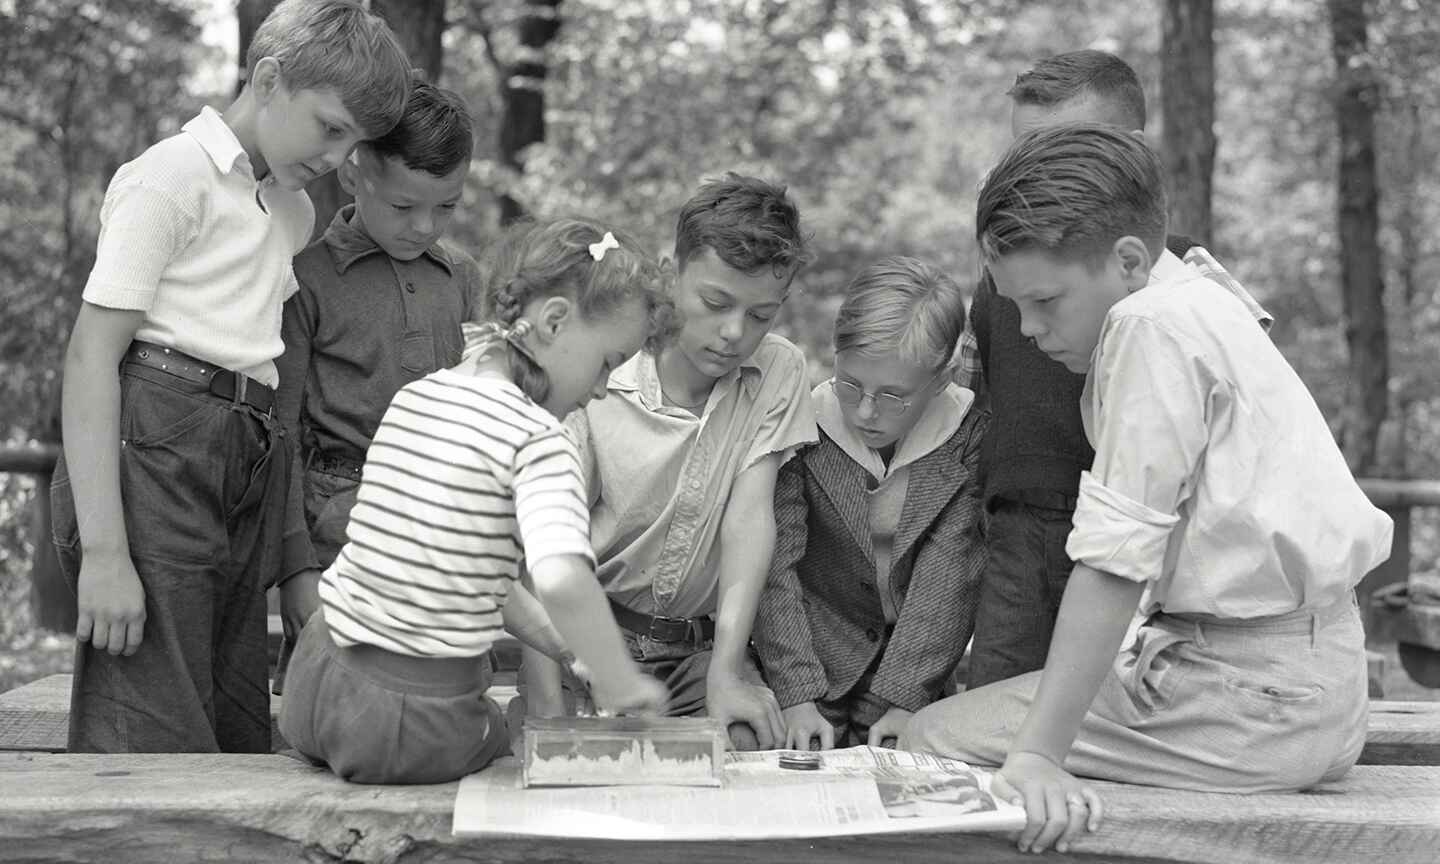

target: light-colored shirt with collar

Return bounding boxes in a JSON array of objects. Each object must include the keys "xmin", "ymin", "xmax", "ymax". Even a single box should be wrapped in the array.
[
  {"xmin": 1068, "ymin": 249, "xmax": 1392, "ymax": 618},
  {"xmin": 568, "ymin": 332, "xmax": 818, "ymax": 619},
  {"xmin": 82, "ymin": 106, "xmax": 314, "ymax": 388},
  {"xmin": 955, "ymin": 242, "xmax": 1274, "ymax": 391},
  {"xmin": 814, "ymin": 380, "xmax": 975, "ymax": 624}
]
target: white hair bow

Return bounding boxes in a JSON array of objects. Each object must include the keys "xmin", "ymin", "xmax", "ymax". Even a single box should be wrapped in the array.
[{"xmin": 588, "ymin": 231, "xmax": 620, "ymax": 262}]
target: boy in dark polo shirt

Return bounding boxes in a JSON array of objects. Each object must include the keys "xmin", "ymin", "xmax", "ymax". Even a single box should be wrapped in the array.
[{"xmin": 273, "ymin": 81, "xmax": 483, "ymax": 662}]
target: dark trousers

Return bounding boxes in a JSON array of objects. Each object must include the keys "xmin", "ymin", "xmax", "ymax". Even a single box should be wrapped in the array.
[
  {"xmin": 966, "ymin": 498, "xmax": 1075, "ymax": 690},
  {"xmin": 301, "ymin": 468, "xmax": 360, "ymax": 570},
  {"xmin": 814, "ymin": 658, "xmax": 892, "ymax": 748},
  {"xmin": 50, "ymin": 364, "xmax": 289, "ymax": 753}
]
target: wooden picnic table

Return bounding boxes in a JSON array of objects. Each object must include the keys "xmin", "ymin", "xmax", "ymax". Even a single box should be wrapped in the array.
[
  {"xmin": 3, "ymin": 674, "xmax": 1438, "ymax": 863},
  {"xmin": 1, "ymin": 752, "xmax": 1436, "ymax": 864}
]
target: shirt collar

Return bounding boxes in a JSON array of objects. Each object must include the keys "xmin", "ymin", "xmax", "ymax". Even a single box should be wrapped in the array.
[
  {"xmin": 814, "ymin": 378, "xmax": 974, "ymax": 481},
  {"xmin": 610, "ymin": 348, "xmax": 763, "ymax": 413},
  {"xmin": 1146, "ymin": 248, "xmax": 1188, "ymax": 287},
  {"xmin": 323, "ymin": 204, "xmax": 455, "ymax": 275},
  {"xmin": 182, "ymin": 106, "xmax": 254, "ymax": 179}
]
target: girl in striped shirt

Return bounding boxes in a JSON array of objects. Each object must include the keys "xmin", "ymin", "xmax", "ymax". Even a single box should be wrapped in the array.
[{"xmin": 279, "ymin": 219, "xmax": 671, "ymax": 784}]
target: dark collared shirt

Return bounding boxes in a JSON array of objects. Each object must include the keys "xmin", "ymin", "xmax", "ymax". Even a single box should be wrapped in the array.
[{"xmin": 276, "ymin": 204, "xmax": 482, "ymax": 579}]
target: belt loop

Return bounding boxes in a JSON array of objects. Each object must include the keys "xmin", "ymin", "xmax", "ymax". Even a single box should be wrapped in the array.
[
  {"xmin": 1192, "ymin": 619, "xmax": 1206, "ymax": 649},
  {"xmin": 1311, "ymin": 611, "xmax": 1318, "ymax": 650},
  {"xmin": 235, "ymin": 374, "xmax": 247, "ymax": 406}
]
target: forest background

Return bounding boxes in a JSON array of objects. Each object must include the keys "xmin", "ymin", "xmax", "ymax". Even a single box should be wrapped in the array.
[{"xmin": 1, "ymin": 0, "xmax": 1437, "ymax": 692}]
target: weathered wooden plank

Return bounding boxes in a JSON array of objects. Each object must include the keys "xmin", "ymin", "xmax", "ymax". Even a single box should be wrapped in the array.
[
  {"xmin": 0, "ymin": 674, "xmax": 518, "ymax": 752},
  {"xmin": 1360, "ymin": 701, "xmax": 1440, "ymax": 765},
  {"xmin": 0, "ymin": 754, "xmax": 1435, "ymax": 864}
]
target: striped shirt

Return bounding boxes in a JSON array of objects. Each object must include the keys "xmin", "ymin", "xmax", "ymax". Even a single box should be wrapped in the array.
[{"xmin": 318, "ymin": 369, "xmax": 594, "ymax": 657}]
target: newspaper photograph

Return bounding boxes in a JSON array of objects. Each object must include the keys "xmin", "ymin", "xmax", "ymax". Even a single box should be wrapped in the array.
[{"xmin": 453, "ymin": 746, "xmax": 1025, "ymax": 840}]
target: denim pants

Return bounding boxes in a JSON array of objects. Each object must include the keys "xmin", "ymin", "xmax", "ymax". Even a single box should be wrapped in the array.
[
  {"xmin": 966, "ymin": 498, "xmax": 1075, "ymax": 689},
  {"xmin": 902, "ymin": 596, "xmax": 1369, "ymax": 793},
  {"xmin": 301, "ymin": 467, "xmax": 360, "ymax": 570},
  {"xmin": 50, "ymin": 363, "xmax": 289, "ymax": 753}
]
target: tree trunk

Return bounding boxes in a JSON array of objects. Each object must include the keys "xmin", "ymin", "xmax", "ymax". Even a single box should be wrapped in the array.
[
  {"xmin": 372, "ymin": 0, "xmax": 446, "ymax": 81},
  {"xmin": 497, "ymin": 0, "xmax": 564, "ymax": 224},
  {"xmin": 1160, "ymin": 0, "xmax": 1215, "ymax": 244},
  {"xmin": 1327, "ymin": 0, "xmax": 1388, "ymax": 475},
  {"xmin": 236, "ymin": 0, "xmax": 279, "ymax": 96}
]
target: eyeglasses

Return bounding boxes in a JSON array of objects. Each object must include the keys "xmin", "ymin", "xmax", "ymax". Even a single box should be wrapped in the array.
[{"xmin": 831, "ymin": 371, "xmax": 944, "ymax": 418}]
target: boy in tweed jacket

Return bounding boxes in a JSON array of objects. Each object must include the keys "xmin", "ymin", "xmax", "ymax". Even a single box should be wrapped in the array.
[{"xmin": 753, "ymin": 257, "xmax": 988, "ymax": 749}]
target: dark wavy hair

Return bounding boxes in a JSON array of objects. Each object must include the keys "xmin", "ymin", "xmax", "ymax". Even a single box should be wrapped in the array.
[
  {"xmin": 673, "ymin": 172, "xmax": 813, "ymax": 281},
  {"xmin": 363, "ymin": 80, "xmax": 473, "ymax": 175},
  {"xmin": 1008, "ymin": 49, "xmax": 1146, "ymax": 131}
]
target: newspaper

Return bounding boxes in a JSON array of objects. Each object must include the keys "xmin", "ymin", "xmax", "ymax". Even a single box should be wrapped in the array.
[{"xmin": 453, "ymin": 746, "xmax": 1025, "ymax": 840}]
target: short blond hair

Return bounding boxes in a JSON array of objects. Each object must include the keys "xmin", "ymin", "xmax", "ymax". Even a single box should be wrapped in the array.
[
  {"xmin": 246, "ymin": 0, "xmax": 411, "ymax": 139},
  {"xmin": 833, "ymin": 256, "xmax": 966, "ymax": 371}
]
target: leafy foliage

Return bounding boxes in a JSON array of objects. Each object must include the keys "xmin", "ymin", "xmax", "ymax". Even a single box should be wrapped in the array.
[{"xmin": 1, "ymin": 0, "xmax": 1438, "ymax": 664}]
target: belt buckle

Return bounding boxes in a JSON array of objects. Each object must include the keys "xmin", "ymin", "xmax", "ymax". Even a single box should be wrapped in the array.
[{"xmin": 648, "ymin": 614, "xmax": 688, "ymax": 644}]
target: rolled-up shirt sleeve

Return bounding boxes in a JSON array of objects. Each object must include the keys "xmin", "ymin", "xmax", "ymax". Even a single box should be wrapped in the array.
[{"xmin": 1066, "ymin": 314, "xmax": 1213, "ymax": 583}]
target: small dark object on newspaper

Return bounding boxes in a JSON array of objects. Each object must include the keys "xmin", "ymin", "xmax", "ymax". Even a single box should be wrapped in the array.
[{"xmin": 778, "ymin": 752, "xmax": 823, "ymax": 771}]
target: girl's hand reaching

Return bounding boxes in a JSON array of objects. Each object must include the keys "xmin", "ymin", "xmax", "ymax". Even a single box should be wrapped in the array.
[{"xmin": 590, "ymin": 671, "xmax": 669, "ymax": 716}]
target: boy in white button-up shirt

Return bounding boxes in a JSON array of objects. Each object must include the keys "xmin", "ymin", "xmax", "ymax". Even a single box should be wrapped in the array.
[
  {"xmin": 50, "ymin": 0, "xmax": 411, "ymax": 754},
  {"xmin": 903, "ymin": 124, "xmax": 1392, "ymax": 854}
]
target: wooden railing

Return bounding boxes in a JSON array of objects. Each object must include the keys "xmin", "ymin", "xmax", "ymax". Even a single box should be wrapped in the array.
[{"xmin": 3, "ymin": 443, "xmax": 1438, "ymax": 602}]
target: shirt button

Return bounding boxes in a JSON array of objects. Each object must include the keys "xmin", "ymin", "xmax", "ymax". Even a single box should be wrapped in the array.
[
  {"xmin": 865, "ymin": 628, "xmax": 879, "ymax": 642},
  {"xmin": 405, "ymin": 282, "xmax": 416, "ymax": 293}
]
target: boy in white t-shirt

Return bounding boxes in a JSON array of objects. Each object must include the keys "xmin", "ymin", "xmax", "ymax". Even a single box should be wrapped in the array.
[{"xmin": 49, "ymin": 0, "xmax": 411, "ymax": 753}]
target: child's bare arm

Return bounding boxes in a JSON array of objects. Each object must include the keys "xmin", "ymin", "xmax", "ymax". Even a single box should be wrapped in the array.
[
  {"xmin": 501, "ymin": 579, "xmax": 570, "ymax": 662},
  {"xmin": 998, "ymin": 562, "xmax": 1142, "ymax": 852},
  {"xmin": 708, "ymin": 452, "xmax": 786, "ymax": 748},
  {"xmin": 274, "ymin": 290, "xmax": 322, "ymax": 636},
  {"xmin": 62, "ymin": 302, "xmax": 147, "ymax": 655},
  {"xmin": 527, "ymin": 553, "xmax": 666, "ymax": 714}
]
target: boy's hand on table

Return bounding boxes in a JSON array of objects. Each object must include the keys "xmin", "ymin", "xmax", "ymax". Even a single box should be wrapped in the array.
[
  {"xmin": 865, "ymin": 706, "xmax": 912, "ymax": 749},
  {"xmin": 76, "ymin": 554, "xmax": 146, "ymax": 656},
  {"xmin": 279, "ymin": 567, "xmax": 323, "ymax": 640},
  {"xmin": 781, "ymin": 701, "xmax": 834, "ymax": 750},
  {"xmin": 707, "ymin": 674, "xmax": 785, "ymax": 750},
  {"xmin": 993, "ymin": 750, "xmax": 1103, "ymax": 854}
]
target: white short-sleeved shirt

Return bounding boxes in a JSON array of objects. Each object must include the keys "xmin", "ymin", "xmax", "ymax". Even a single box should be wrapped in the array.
[
  {"xmin": 319, "ymin": 371, "xmax": 594, "ymax": 658},
  {"xmin": 82, "ymin": 106, "xmax": 314, "ymax": 388},
  {"xmin": 1067, "ymin": 251, "xmax": 1392, "ymax": 617}
]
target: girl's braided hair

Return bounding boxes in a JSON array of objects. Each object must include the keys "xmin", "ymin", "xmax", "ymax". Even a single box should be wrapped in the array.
[{"xmin": 469, "ymin": 218, "xmax": 675, "ymax": 405}]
